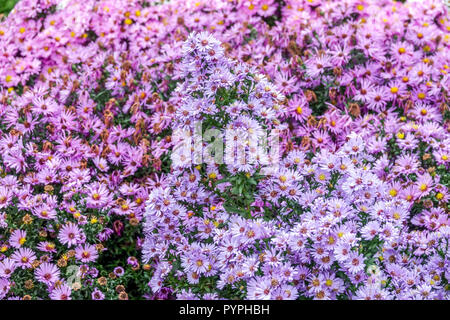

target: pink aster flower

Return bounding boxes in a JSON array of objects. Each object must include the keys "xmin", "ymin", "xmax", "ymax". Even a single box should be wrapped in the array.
[
  {"xmin": 0, "ymin": 186, "xmax": 13, "ymax": 209},
  {"xmin": 11, "ymin": 247, "xmax": 37, "ymax": 269},
  {"xmin": 415, "ymin": 173, "xmax": 434, "ymax": 198},
  {"xmin": 35, "ymin": 262, "xmax": 60, "ymax": 285},
  {"xmin": 37, "ymin": 241, "xmax": 57, "ymax": 253},
  {"xmin": 49, "ymin": 283, "xmax": 72, "ymax": 300},
  {"xmin": 0, "ymin": 258, "xmax": 16, "ymax": 278},
  {"xmin": 9, "ymin": 229, "xmax": 27, "ymax": 249},
  {"xmin": 85, "ymin": 182, "xmax": 113, "ymax": 209},
  {"xmin": 58, "ymin": 222, "xmax": 83, "ymax": 248},
  {"xmin": 75, "ymin": 243, "xmax": 99, "ymax": 263}
]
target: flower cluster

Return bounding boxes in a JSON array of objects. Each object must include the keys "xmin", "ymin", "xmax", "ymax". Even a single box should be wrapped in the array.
[
  {"xmin": 143, "ymin": 32, "xmax": 449, "ymax": 300},
  {"xmin": 0, "ymin": 0, "xmax": 449, "ymax": 300}
]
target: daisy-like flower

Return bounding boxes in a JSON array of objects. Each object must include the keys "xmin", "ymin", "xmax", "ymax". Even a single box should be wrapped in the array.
[
  {"xmin": 0, "ymin": 258, "xmax": 16, "ymax": 278},
  {"xmin": 288, "ymin": 95, "xmax": 311, "ymax": 122},
  {"xmin": 386, "ymin": 80, "xmax": 407, "ymax": 101},
  {"xmin": 37, "ymin": 241, "xmax": 57, "ymax": 253},
  {"xmin": 0, "ymin": 278, "xmax": 10, "ymax": 300},
  {"xmin": 412, "ymin": 102, "xmax": 442, "ymax": 123},
  {"xmin": 58, "ymin": 222, "xmax": 83, "ymax": 247},
  {"xmin": 415, "ymin": 173, "xmax": 434, "ymax": 198},
  {"xmin": 31, "ymin": 96, "xmax": 59, "ymax": 116},
  {"xmin": 75, "ymin": 244, "xmax": 99, "ymax": 263},
  {"xmin": 35, "ymin": 262, "xmax": 60, "ymax": 285},
  {"xmin": 247, "ymin": 277, "xmax": 273, "ymax": 300},
  {"xmin": 366, "ymin": 86, "xmax": 388, "ymax": 111},
  {"xmin": 257, "ymin": 0, "xmax": 276, "ymax": 17},
  {"xmin": 433, "ymin": 149, "xmax": 449, "ymax": 166},
  {"xmin": 11, "ymin": 247, "xmax": 36, "ymax": 269},
  {"xmin": 49, "ymin": 283, "xmax": 72, "ymax": 300},
  {"xmin": 114, "ymin": 266, "xmax": 125, "ymax": 277},
  {"xmin": 304, "ymin": 53, "xmax": 332, "ymax": 78},
  {"xmin": 9, "ymin": 229, "xmax": 27, "ymax": 249},
  {"xmin": 85, "ymin": 182, "xmax": 113, "ymax": 209},
  {"xmin": 345, "ymin": 251, "xmax": 365, "ymax": 274},
  {"xmin": 92, "ymin": 288, "xmax": 105, "ymax": 300},
  {"xmin": 0, "ymin": 186, "xmax": 13, "ymax": 209}
]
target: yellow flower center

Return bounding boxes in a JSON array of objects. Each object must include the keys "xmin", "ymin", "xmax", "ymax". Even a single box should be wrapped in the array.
[
  {"xmin": 390, "ymin": 87, "xmax": 399, "ymax": 94},
  {"xmin": 208, "ymin": 172, "xmax": 217, "ymax": 179}
]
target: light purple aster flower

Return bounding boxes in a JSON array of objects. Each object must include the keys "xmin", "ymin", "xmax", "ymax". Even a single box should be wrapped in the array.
[{"xmin": 35, "ymin": 262, "xmax": 60, "ymax": 285}]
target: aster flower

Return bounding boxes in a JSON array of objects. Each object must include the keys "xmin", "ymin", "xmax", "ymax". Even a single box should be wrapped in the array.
[
  {"xmin": 0, "ymin": 258, "xmax": 16, "ymax": 279},
  {"xmin": 75, "ymin": 244, "xmax": 99, "ymax": 263},
  {"xmin": 10, "ymin": 248, "xmax": 36, "ymax": 269},
  {"xmin": 85, "ymin": 182, "xmax": 113, "ymax": 209},
  {"xmin": 58, "ymin": 222, "xmax": 83, "ymax": 248},
  {"xmin": 92, "ymin": 288, "xmax": 105, "ymax": 300},
  {"xmin": 114, "ymin": 266, "xmax": 125, "ymax": 277},
  {"xmin": 35, "ymin": 263, "xmax": 60, "ymax": 285},
  {"xmin": 415, "ymin": 173, "xmax": 434, "ymax": 198},
  {"xmin": 345, "ymin": 252, "xmax": 365, "ymax": 274},
  {"xmin": 49, "ymin": 283, "xmax": 72, "ymax": 300},
  {"xmin": 9, "ymin": 229, "xmax": 27, "ymax": 249}
]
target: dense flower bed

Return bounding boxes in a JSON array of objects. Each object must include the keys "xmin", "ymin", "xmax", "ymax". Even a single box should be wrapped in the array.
[{"xmin": 0, "ymin": 0, "xmax": 448, "ymax": 300}]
